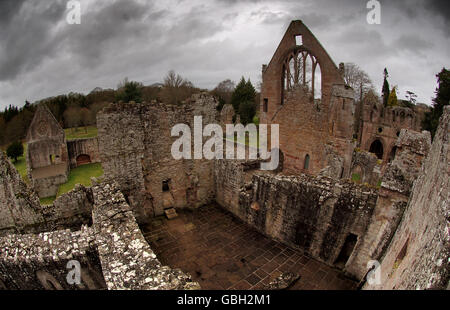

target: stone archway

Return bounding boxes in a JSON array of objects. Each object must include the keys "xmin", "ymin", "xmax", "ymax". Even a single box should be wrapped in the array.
[
  {"xmin": 369, "ymin": 139, "xmax": 384, "ymax": 160},
  {"xmin": 76, "ymin": 154, "xmax": 91, "ymax": 166}
]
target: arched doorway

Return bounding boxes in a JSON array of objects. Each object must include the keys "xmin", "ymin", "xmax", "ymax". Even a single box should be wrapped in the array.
[
  {"xmin": 369, "ymin": 139, "xmax": 384, "ymax": 160},
  {"xmin": 76, "ymin": 154, "xmax": 91, "ymax": 166}
]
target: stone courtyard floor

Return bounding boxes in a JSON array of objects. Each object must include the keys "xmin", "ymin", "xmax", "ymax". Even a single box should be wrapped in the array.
[{"xmin": 141, "ymin": 204, "xmax": 357, "ymax": 290}]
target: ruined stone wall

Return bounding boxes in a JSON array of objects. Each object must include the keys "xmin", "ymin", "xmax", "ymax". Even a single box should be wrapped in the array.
[
  {"xmin": 220, "ymin": 104, "xmax": 235, "ymax": 131},
  {"xmin": 26, "ymin": 104, "xmax": 69, "ymax": 198},
  {"xmin": 98, "ymin": 94, "xmax": 219, "ymax": 222},
  {"xmin": 32, "ymin": 173, "xmax": 68, "ymax": 199},
  {"xmin": 0, "ymin": 151, "xmax": 44, "ymax": 236},
  {"xmin": 26, "ymin": 104, "xmax": 68, "ymax": 171},
  {"xmin": 67, "ymin": 137, "xmax": 101, "ymax": 168},
  {"xmin": 214, "ymin": 159, "xmax": 262, "ymax": 217},
  {"xmin": 0, "ymin": 226, "xmax": 106, "ymax": 290},
  {"xmin": 260, "ymin": 20, "xmax": 355, "ymax": 177},
  {"xmin": 346, "ymin": 129, "xmax": 431, "ymax": 279},
  {"xmin": 350, "ymin": 150, "xmax": 380, "ymax": 186},
  {"xmin": 0, "ymin": 180, "xmax": 200, "ymax": 290},
  {"xmin": 359, "ymin": 101, "xmax": 428, "ymax": 164},
  {"xmin": 42, "ymin": 184, "xmax": 93, "ymax": 231},
  {"xmin": 364, "ymin": 107, "xmax": 449, "ymax": 290},
  {"xmin": 238, "ymin": 174, "xmax": 379, "ymax": 279},
  {"xmin": 1, "ymin": 152, "xmax": 93, "ymax": 236},
  {"xmin": 214, "ymin": 156, "xmax": 382, "ymax": 279},
  {"xmin": 91, "ymin": 181, "xmax": 199, "ymax": 290}
]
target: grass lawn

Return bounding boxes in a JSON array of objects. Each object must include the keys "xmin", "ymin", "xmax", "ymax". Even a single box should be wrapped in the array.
[
  {"xmin": 64, "ymin": 126, "xmax": 98, "ymax": 140},
  {"xmin": 57, "ymin": 163, "xmax": 104, "ymax": 197},
  {"xmin": 11, "ymin": 143, "xmax": 29, "ymax": 184},
  {"xmin": 40, "ymin": 196, "xmax": 56, "ymax": 205},
  {"xmin": 5, "ymin": 140, "xmax": 102, "ymax": 205},
  {"xmin": 351, "ymin": 173, "xmax": 361, "ymax": 183}
]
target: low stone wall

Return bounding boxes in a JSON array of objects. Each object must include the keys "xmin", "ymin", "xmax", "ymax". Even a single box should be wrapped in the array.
[
  {"xmin": 0, "ymin": 152, "xmax": 44, "ymax": 236},
  {"xmin": 91, "ymin": 181, "xmax": 200, "ymax": 290},
  {"xmin": 32, "ymin": 173, "xmax": 68, "ymax": 199},
  {"xmin": 0, "ymin": 226, "xmax": 106, "ymax": 290},
  {"xmin": 67, "ymin": 137, "xmax": 100, "ymax": 169},
  {"xmin": 239, "ymin": 174, "xmax": 379, "ymax": 279},
  {"xmin": 214, "ymin": 157, "xmax": 382, "ymax": 279},
  {"xmin": 0, "ymin": 180, "xmax": 200, "ymax": 290},
  {"xmin": 42, "ymin": 184, "xmax": 93, "ymax": 231}
]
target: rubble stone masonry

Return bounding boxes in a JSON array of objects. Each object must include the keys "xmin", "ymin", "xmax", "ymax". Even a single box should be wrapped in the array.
[
  {"xmin": 364, "ymin": 107, "xmax": 449, "ymax": 290},
  {"xmin": 97, "ymin": 94, "xmax": 219, "ymax": 222}
]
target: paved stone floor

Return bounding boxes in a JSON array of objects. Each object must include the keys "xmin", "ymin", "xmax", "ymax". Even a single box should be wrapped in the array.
[{"xmin": 141, "ymin": 204, "xmax": 357, "ymax": 290}]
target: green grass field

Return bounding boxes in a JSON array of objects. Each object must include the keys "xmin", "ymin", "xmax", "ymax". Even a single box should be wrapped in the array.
[
  {"xmin": 64, "ymin": 126, "xmax": 98, "ymax": 140},
  {"xmin": 57, "ymin": 163, "xmax": 103, "ymax": 197},
  {"xmin": 40, "ymin": 196, "xmax": 56, "ymax": 205},
  {"xmin": 10, "ymin": 143, "xmax": 29, "ymax": 184},
  {"xmin": 40, "ymin": 163, "xmax": 104, "ymax": 205}
]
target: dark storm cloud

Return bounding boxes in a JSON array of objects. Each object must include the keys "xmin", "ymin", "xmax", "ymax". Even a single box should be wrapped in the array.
[
  {"xmin": 0, "ymin": 0, "xmax": 448, "ymax": 110},
  {"xmin": 394, "ymin": 34, "xmax": 434, "ymax": 55},
  {"xmin": 60, "ymin": 0, "xmax": 160, "ymax": 65},
  {"xmin": 0, "ymin": 0, "xmax": 66, "ymax": 81},
  {"xmin": 0, "ymin": 0, "xmax": 26, "ymax": 27}
]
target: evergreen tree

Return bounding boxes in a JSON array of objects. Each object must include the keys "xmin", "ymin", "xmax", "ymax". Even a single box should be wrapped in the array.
[
  {"xmin": 230, "ymin": 77, "xmax": 256, "ymax": 112},
  {"xmin": 230, "ymin": 77, "xmax": 257, "ymax": 123},
  {"xmin": 115, "ymin": 78, "xmax": 143, "ymax": 103},
  {"xmin": 6, "ymin": 141, "xmax": 24, "ymax": 163},
  {"xmin": 423, "ymin": 68, "xmax": 450, "ymax": 139},
  {"xmin": 382, "ymin": 68, "xmax": 390, "ymax": 107},
  {"xmin": 387, "ymin": 86, "xmax": 398, "ymax": 107}
]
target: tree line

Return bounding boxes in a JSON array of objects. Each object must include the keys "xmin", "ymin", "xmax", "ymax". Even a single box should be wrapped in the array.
[{"xmin": 0, "ymin": 70, "xmax": 261, "ymax": 149}]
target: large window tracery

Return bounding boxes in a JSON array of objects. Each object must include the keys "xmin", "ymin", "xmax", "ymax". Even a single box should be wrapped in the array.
[{"xmin": 281, "ymin": 49, "xmax": 322, "ymax": 100}]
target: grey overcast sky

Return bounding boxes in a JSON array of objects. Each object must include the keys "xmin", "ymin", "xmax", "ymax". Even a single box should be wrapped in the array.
[{"xmin": 0, "ymin": 0, "xmax": 448, "ymax": 110}]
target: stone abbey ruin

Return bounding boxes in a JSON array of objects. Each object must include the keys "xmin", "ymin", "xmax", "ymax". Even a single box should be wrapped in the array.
[{"xmin": 0, "ymin": 21, "xmax": 448, "ymax": 290}]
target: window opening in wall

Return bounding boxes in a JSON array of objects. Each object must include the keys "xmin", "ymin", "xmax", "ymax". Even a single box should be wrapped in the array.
[
  {"xmin": 334, "ymin": 233, "xmax": 358, "ymax": 269},
  {"xmin": 304, "ymin": 154, "xmax": 310, "ymax": 170},
  {"xmin": 162, "ymin": 179, "xmax": 170, "ymax": 192},
  {"xmin": 282, "ymin": 50, "xmax": 320, "ymax": 101},
  {"xmin": 295, "ymin": 35, "xmax": 303, "ymax": 46},
  {"xmin": 263, "ymin": 98, "xmax": 268, "ymax": 112}
]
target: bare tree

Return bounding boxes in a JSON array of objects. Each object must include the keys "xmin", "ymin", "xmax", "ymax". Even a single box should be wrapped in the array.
[
  {"xmin": 213, "ymin": 79, "xmax": 235, "ymax": 102},
  {"xmin": 89, "ymin": 101, "xmax": 109, "ymax": 125},
  {"xmin": 161, "ymin": 70, "xmax": 196, "ymax": 105},
  {"xmin": 344, "ymin": 63, "xmax": 374, "ymax": 102},
  {"xmin": 164, "ymin": 70, "xmax": 188, "ymax": 88},
  {"xmin": 80, "ymin": 107, "xmax": 94, "ymax": 132},
  {"xmin": 63, "ymin": 106, "xmax": 81, "ymax": 132}
]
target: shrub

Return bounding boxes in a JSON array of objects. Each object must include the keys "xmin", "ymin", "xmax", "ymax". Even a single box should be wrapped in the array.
[{"xmin": 6, "ymin": 141, "xmax": 24, "ymax": 163}]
